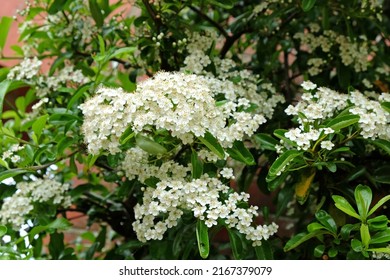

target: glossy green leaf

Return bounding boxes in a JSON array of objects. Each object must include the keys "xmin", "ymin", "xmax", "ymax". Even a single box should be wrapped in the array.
[
  {"xmin": 0, "ymin": 169, "xmax": 29, "ymax": 183},
  {"xmin": 0, "ymin": 158, "xmax": 9, "ymax": 169},
  {"xmin": 198, "ymin": 131, "xmax": 225, "ymax": 159},
  {"xmin": 360, "ymin": 223, "xmax": 370, "ymax": 248},
  {"xmin": 368, "ymin": 194, "xmax": 390, "ymax": 216},
  {"xmin": 67, "ymin": 83, "xmax": 91, "ymax": 109},
  {"xmin": 328, "ymin": 247, "xmax": 338, "ymax": 258},
  {"xmin": 266, "ymin": 150, "xmax": 301, "ymax": 181},
  {"xmin": 136, "ymin": 134, "xmax": 167, "ymax": 155},
  {"xmin": 32, "ymin": 114, "xmax": 49, "ymax": 141},
  {"xmin": 326, "ymin": 114, "xmax": 360, "ymax": 132},
  {"xmin": 0, "ymin": 79, "xmax": 11, "ymax": 114},
  {"xmin": 371, "ymin": 139, "xmax": 390, "ymax": 156},
  {"xmin": 340, "ymin": 224, "xmax": 358, "ymax": 240},
  {"xmin": 307, "ymin": 222, "xmax": 326, "ymax": 233},
  {"xmin": 314, "ymin": 244, "xmax": 325, "ymax": 258},
  {"xmin": 227, "ymin": 141, "xmax": 255, "ymax": 165},
  {"xmin": 301, "ymin": 0, "xmax": 317, "ymax": 12},
  {"xmin": 196, "ymin": 219, "xmax": 209, "ymax": 259},
  {"xmin": 332, "ymin": 195, "xmax": 360, "ymax": 220},
  {"xmin": 191, "ymin": 150, "xmax": 203, "ymax": 179},
  {"xmin": 89, "ymin": 0, "xmax": 104, "ymax": 27},
  {"xmin": 315, "ymin": 210, "xmax": 337, "ymax": 234},
  {"xmin": 227, "ymin": 229, "xmax": 244, "ymax": 260},
  {"xmin": 354, "ymin": 185, "xmax": 372, "ymax": 220},
  {"xmin": 367, "ymin": 215, "xmax": 389, "ymax": 231},
  {"xmin": 253, "ymin": 133, "xmax": 278, "ymax": 151},
  {"xmin": 268, "ymin": 170, "xmax": 289, "ymax": 192},
  {"xmin": 254, "ymin": 240, "xmax": 273, "ymax": 260},
  {"xmin": 119, "ymin": 126, "xmax": 135, "ymax": 145},
  {"xmin": 0, "ymin": 16, "xmax": 13, "ymax": 53},
  {"xmin": 0, "ymin": 225, "xmax": 7, "ymax": 238},
  {"xmin": 284, "ymin": 231, "xmax": 327, "ymax": 252},
  {"xmin": 370, "ymin": 228, "xmax": 390, "ymax": 244},
  {"xmin": 48, "ymin": 0, "xmax": 69, "ymax": 14},
  {"xmin": 351, "ymin": 239, "xmax": 362, "ymax": 252},
  {"xmin": 381, "ymin": 102, "xmax": 390, "ymax": 113}
]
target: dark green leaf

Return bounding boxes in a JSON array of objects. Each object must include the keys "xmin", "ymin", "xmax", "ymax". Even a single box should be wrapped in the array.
[
  {"xmin": 89, "ymin": 0, "xmax": 104, "ymax": 27},
  {"xmin": 0, "ymin": 17, "xmax": 13, "ymax": 52},
  {"xmin": 315, "ymin": 210, "xmax": 337, "ymax": 234},
  {"xmin": 191, "ymin": 150, "xmax": 203, "ymax": 179},
  {"xmin": 253, "ymin": 133, "xmax": 278, "ymax": 151},
  {"xmin": 49, "ymin": 232, "xmax": 65, "ymax": 260},
  {"xmin": 301, "ymin": 0, "xmax": 317, "ymax": 12},
  {"xmin": 198, "ymin": 131, "xmax": 225, "ymax": 159},
  {"xmin": 48, "ymin": 0, "xmax": 69, "ymax": 14},
  {"xmin": 351, "ymin": 239, "xmax": 362, "ymax": 252},
  {"xmin": 372, "ymin": 166, "xmax": 390, "ymax": 184},
  {"xmin": 207, "ymin": 0, "xmax": 235, "ymax": 9},
  {"xmin": 266, "ymin": 150, "xmax": 301, "ymax": 181},
  {"xmin": 284, "ymin": 231, "xmax": 327, "ymax": 252},
  {"xmin": 341, "ymin": 224, "xmax": 358, "ymax": 240},
  {"xmin": 119, "ymin": 126, "xmax": 134, "ymax": 145},
  {"xmin": 328, "ymin": 247, "xmax": 338, "ymax": 258},
  {"xmin": 196, "ymin": 219, "xmax": 209, "ymax": 259},
  {"xmin": 226, "ymin": 141, "xmax": 255, "ymax": 165},
  {"xmin": 0, "ymin": 169, "xmax": 29, "ymax": 182},
  {"xmin": 227, "ymin": 229, "xmax": 244, "ymax": 260},
  {"xmin": 254, "ymin": 240, "xmax": 273, "ymax": 260},
  {"xmin": 268, "ymin": 170, "xmax": 289, "ymax": 192},
  {"xmin": 314, "ymin": 244, "xmax": 325, "ymax": 258},
  {"xmin": 67, "ymin": 83, "xmax": 91, "ymax": 109},
  {"xmin": 326, "ymin": 114, "xmax": 360, "ymax": 132},
  {"xmin": 0, "ymin": 225, "xmax": 7, "ymax": 238},
  {"xmin": 370, "ymin": 229, "xmax": 390, "ymax": 244},
  {"xmin": 371, "ymin": 139, "xmax": 390, "ymax": 156}
]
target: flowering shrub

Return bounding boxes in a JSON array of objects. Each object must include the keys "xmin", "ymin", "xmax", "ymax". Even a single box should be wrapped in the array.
[{"xmin": 0, "ymin": 0, "xmax": 389, "ymax": 259}]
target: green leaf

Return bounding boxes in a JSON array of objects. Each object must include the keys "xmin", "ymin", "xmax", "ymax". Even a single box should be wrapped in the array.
[
  {"xmin": 284, "ymin": 231, "xmax": 327, "ymax": 252},
  {"xmin": 32, "ymin": 114, "xmax": 49, "ymax": 143},
  {"xmin": 254, "ymin": 240, "xmax": 273, "ymax": 260},
  {"xmin": 268, "ymin": 170, "xmax": 289, "ymax": 192},
  {"xmin": 360, "ymin": 223, "xmax": 370, "ymax": 248},
  {"xmin": 314, "ymin": 244, "xmax": 325, "ymax": 258},
  {"xmin": 135, "ymin": 134, "xmax": 167, "ymax": 155},
  {"xmin": 198, "ymin": 131, "xmax": 225, "ymax": 159},
  {"xmin": 119, "ymin": 126, "xmax": 134, "ymax": 145},
  {"xmin": 326, "ymin": 114, "xmax": 360, "ymax": 132},
  {"xmin": 253, "ymin": 133, "xmax": 278, "ymax": 151},
  {"xmin": 0, "ymin": 158, "xmax": 9, "ymax": 169},
  {"xmin": 67, "ymin": 83, "xmax": 91, "ymax": 109},
  {"xmin": 370, "ymin": 229, "xmax": 390, "ymax": 245},
  {"xmin": 191, "ymin": 150, "xmax": 203, "ymax": 179},
  {"xmin": 266, "ymin": 150, "xmax": 301, "ymax": 181},
  {"xmin": 226, "ymin": 141, "xmax": 255, "ymax": 165},
  {"xmin": 315, "ymin": 210, "xmax": 337, "ymax": 234},
  {"xmin": 381, "ymin": 102, "xmax": 390, "ymax": 113},
  {"xmin": 367, "ymin": 215, "xmax": 389, "ymax": 231},
  {"xmin": 227, "ymin": 229, "xmax": 244, "ymax": 260},
  {"xmin": 368, "ymin": 194, "xmax": 390, "ymax": 216},
  {"xmin": 97, "ymin": 34, "xmax": 105, "ymax": 55},
  {"xmin": 354, "ymin": 185, "xmax": 372, "ymax": 220},
  {"xmin": 332, "ymin": 195, "xmax": 360, "ymax": 220},
  {"xmin": 307, "ymin": 222, "xmax": 326, "ymax": 233},
  {"xmin": 207, "ymin": 0, "xmax": 235, "ymax": 9},
  {"xmin": 0, "ymin": 17, "xmax": 13, "ymax": 53},
  {"xmin": 89, "ymin": 0, "xmax": 104, "ymax": 27},
  {"xmin": 0, "ymin": 169, "xmax": 29, "ymax": 183},
  {"xmin": 48, "ymin": 0, "xmax": 69, "ymax": 14},
  {"xmin": 49, "ymin": 231, "xmax": 65, "ymax": 259},
  {"xmin": 351, "ymin": 239, "xmax": 362, "ymax": 252},
  {"xmin": 341, "ymin": 224, "xmax": 358, "ymax": 240},
  {"xmin": 0, "ymin": 225, "xmax": 7, "ymax": 238},
  {"xmin": 108, "ymin": 47, "xmax": 136, "ymax": 60},
  {"xmin": 196, "ymin": 219, "xmax": 209, "ymax": 259},
  {"xmin": 372, "ymin": 166, "xmax": 390, "ymax": 184},
  {"xmin": 328, "ymin": 247, "xmax": 338, "ymax": 258},
  {"xmin": 371, "ymin": 139, "xmax": 390, "ymax": 156},
  {"xmin": 0, "ymin": 79, "xmax": 11, "ymax": 114},
  {"xmin": 301, "ymin": 0, "xmax": 317, "ymax": 12}
]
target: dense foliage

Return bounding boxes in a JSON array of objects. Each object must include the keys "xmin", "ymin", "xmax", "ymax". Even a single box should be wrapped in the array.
[{"xmin": 0, "ymin": 0, "xmax": 389, "ymax": 260}]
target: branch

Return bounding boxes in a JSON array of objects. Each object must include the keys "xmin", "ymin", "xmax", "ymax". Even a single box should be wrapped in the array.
[
  {"xmin": 189, "ymin": 5, "xmax": 229, "ymax": 38},
  {"xmin": 220, "ymin": 27, "xmax": 253, "ymax": 58}
]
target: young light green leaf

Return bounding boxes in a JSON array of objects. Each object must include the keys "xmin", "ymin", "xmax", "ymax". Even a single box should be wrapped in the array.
[
  {"xmin": 301, "ymin": 0, "xmax": 317, "ymax": 12},
  {"xmin": 354, "ymin": 184, "xmax": 372, "ymax": 220},
  {"xmin": 332, "ymin": 195, "xmax": 360, "ymax": 220},
  {"xmin": 119, "ymin": 126, "xmax": 135, "ymax": 145},
  {"xmin": 198, "ymin": 131, "xmax": 225, "ymax": 159},
  {"xmin": 207, "ymin": 0, "xmax": 235, "ymax": 9},
  {"xmin": 108, "ymin": 47, "xmax": 136, "ymax": 60},
  {"xmin": 266, "ymin": 150, "xmax": 301, "ymax": 181},
  {"xmin": 0, "ymin": 79, "xmax": 11, "ymax": 114},
  {"xmin": 32, "ymin": 114, "xmax": 49, "ymax": 142},
  {"xmin": 226, "ymin": 141, "xmax": 255, "ymax": 165},
  {"xmin": 360, "ymin": 223, "xmax": 370, "ymax": 248},
  {"xmin": 196, "ymin": 219, "xmax": 209, "ymax": 259},
  {"xmin": 135, "ymin": 134, "xmax": 167, "ymax": 155},
  {"xmin": 326, "ymin": 114, "xmax": 360, "ymax": 132},
  {"xmin": 0, "ymin": 16, "xmax": 13, "ymax": 53},
  {"xmin": 368, "ymin": 194, "xmax": 390, "ymax": 217},
  {"xmin": 368, "ymin": 215, "xmax": 388, "ymax": 231},
  {"xmin": 191, "ymin": 150, "xmax": 203, "ymax": 179}
]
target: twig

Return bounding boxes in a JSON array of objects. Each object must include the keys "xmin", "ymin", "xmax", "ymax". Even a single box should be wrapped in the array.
[{"xmin": 189, "ymin": 5, "xmax": 229, "ymax": 38}]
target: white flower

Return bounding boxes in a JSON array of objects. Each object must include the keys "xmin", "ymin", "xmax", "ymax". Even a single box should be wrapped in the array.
[
  {"xmin": 321, "ymin": 140, "xmax": 334, "ymax": 150},
  {"xmin": 220, "ymin": 167, "xmax": 235, "ymax": 179},
  {"xmin": 301, "ymin": 81, "xmax": 317, "ymax": 90}
]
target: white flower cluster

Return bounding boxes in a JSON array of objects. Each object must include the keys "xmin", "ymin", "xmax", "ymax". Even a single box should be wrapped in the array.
[
  {"xmin": 133, "ymin": 174, "xmax": 278, "ymax": 246},
  {"xmin": 281, "ymin": 81, "xmax": 389, "ymax": 151},
  {"xmin": 7, "ymin": 58, "xmax": 89, "ymax": 99},
  {"xmin": 372, "ymin": 245, "xmax": 390, "ymax": 260},
  {"xmin": 0, "ymin": 178, "xmax": 71, "ymax": 229},
  {"xmin": 294, "ymin": 28, "xmax": 370, "ymax": 73},
  {"xmin": 1, "ymin": 144, "xmax": 25, "ymax": 164},
  {"xmin": 182, "ymin": 32, "xmax": 285, "ymax": 119},
  {"xmin": 80, "ymin": 71, "xmax": 267, "ymax": 154}
]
